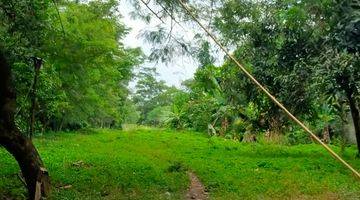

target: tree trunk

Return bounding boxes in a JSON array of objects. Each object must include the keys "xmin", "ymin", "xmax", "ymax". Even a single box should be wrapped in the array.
[
  {"xmin": 0, "ymin": 130, "xmax": 51, "ymax": 199},
  {"xmin": 322, "ymin": 125, "xmax": 331, "ymax": 144},
  {"xmin": 347, "ymin": 94, "xmax": 360, "ymax": 156},
  {"xmin": 0, "ymin": 52, "xmax": 50, "ymax": 199},
  {"xmin": 29, "ymin": 59, "xmax": 41, "ymax": 139}
]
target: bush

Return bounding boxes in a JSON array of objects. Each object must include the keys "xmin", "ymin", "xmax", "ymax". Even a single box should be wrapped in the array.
[{"xmin": 286, "ymin": 129, "xmax": 312, "ymax": 145}]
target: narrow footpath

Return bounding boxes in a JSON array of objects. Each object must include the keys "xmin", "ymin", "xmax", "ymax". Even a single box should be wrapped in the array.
[{"xmin": 186, "ymin": 172, "xmax": 209, "ymax": 200}]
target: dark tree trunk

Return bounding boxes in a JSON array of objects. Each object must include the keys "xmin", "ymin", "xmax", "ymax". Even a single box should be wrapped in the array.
[
  {"xmin": 347, "ymin": 93, "xmax": 360, "ymax": 156},
  {"xmin": 29, "ymin": 57, "xmax": 42, "ymax": 139},
  {"xmin": 338, "ymin": 74, "xmax": 360, "ymax": 156},
  {"xmin": 29, "ymin": 69, "xmax": 38, "ymax": 138},
  {"xmin": 0, "ymin": 52, "xmax": 50, "ymax": 199}
]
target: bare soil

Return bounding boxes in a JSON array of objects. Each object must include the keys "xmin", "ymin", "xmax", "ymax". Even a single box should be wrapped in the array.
[{"xmin": 186, "ymin": 172, "xmax": 209, "ymax": 200}]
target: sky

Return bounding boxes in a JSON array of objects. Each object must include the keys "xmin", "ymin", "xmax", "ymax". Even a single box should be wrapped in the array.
[{"xmin": 118, "ymin": 1, "xmax": 199, "ymax": 88}]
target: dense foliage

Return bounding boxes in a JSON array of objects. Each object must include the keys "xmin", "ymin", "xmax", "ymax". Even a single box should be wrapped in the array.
[
  {"xmin": 131, "ymin": 0, "xmax": 360, "ymax": 155},
  {"xmin": 1, "ymin": 0, "xmax": 141, "ymax": 134}
]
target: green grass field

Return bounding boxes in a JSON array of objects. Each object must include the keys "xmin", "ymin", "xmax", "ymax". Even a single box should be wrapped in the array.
[{"xmin": 1, "ymin": 127, "xmax": 359, "ymax": 199}]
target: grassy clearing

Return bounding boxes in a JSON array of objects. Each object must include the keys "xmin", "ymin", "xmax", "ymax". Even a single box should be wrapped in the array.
[{"xmin": 0, "ymin": 127, "xmax": 359, "ymax": 199}]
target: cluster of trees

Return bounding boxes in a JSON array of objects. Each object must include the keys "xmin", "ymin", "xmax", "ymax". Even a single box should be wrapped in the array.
[
  {"xmin": 133, "ymin": 0, "xmax": 360, "ymax": 155},
  {"xmin": 4, "ymin": 1, "xmax": 141, "ymax": 133},
  {"xmin": 1, "ymin": 0, "xmax": 140, "ymax": 198}
]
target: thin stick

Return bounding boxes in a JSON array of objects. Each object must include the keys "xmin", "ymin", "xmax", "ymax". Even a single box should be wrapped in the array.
[
  {"xmin": 140, "ymin": 0, "xmax": 165, "ymax": 23},
  {"xmin": 17, "ymin": 171, "xmax": 27, "ymax": 187},
  {"xmin": 51, "ymin": 0, "xmax": 65, "ymax": 37},
  {"xmin": 139, "ymin": 0, "xmax": 191, "ymax": 54},
  {"xmin": 176, "ymin": 0, "xmax": 360, "ymax": 179}
]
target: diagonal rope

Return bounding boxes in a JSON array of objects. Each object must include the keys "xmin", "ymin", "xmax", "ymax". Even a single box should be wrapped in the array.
[
  {"xmin": 173, "ymin": 0, "xmax": 360, "ymax": 179},
  {"xmin": 51, "ymin": 0, "xmax": 66, "ymax": 37}
]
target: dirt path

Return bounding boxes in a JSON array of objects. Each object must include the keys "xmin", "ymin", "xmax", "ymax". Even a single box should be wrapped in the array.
[{"xmin": 186, "ymin": 172, "xmax": 209, "ymax": 200}]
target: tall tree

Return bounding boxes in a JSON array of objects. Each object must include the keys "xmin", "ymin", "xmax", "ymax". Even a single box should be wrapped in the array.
[
  {"xmin": 12, "ymin": 1, "xmax": 142, "ymax": 131},
  {"xmin": 133, "ymin": 67, "xmax": 168, "ymax": 123},
  {"xmin": 0, "ymin": 0, "xmax": 51, "ymax": 198},
  {"xmin": 313, "ymin": 0, "xmax": 360, "ymax": 155},
  {"xmin": 0, "ymin": 51, "xmax": 50, "ymax": 200}
]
